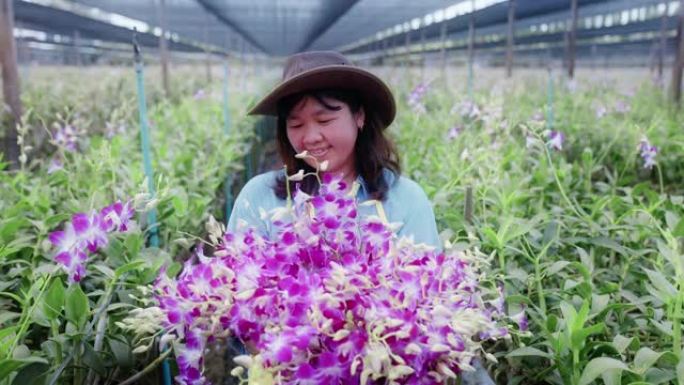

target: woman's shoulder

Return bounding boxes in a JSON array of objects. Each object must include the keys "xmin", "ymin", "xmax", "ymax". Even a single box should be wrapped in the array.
[
  {"xmin": 241, "ymin": 170, "xmax": 282, "ymax": 194},
  {"xmin": 384, "ymin": 170, "xmax": 430, "ymax": 201}
]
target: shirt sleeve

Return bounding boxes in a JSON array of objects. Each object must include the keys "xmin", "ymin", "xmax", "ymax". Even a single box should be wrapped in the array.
[{"xmin": 393, "ymin": 177, "xmax": 442, "ymax": 251}]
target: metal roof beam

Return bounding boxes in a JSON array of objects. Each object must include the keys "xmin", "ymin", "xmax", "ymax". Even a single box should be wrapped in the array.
[
  {"xmin": 194, "ymin": 0, "xmax": 267, "ymax": 54},
  {"xmin": 300, "ymin": 0, "xmax": 359, "ymax": 52}
]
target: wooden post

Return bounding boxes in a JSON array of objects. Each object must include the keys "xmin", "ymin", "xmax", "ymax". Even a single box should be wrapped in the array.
[
  {"xmin": 567, "ymin": 0, "xmax": 578, "ymax": 78},
  {"xmin": 505, "ymin": 0, "xmax": 516, "ymax": 78},
  {"xmin": 671, "ymin": 0, "xmax": 684, "ymax": 105},
  {"xmin": 0, "ymin": 0, "xmax": 21, "ymax": 169},
  {"xmin": 659, "ymin": 2, "xmax": 670, "ymax": 80},
  {"xmin": 157, "ymin": 0, "xmax": 170, "ymax": 96}
]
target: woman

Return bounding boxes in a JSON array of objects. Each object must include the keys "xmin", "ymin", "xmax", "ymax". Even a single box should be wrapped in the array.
[{"xmin": 227, "ymin": 51, "xmax": 493, "ymax": 385}]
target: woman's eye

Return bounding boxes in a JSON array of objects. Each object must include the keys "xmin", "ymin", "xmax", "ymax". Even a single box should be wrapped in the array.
[
  {"xmin": 288, "ymin": 124, "xmax": 303, "ymax": 129},
  {"xmin": 319, "ymin": 119, "xmax": 334, "ymax": 125}
]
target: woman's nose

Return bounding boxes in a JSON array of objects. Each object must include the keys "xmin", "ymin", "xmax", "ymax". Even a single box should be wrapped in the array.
[{"xmin": 302, "ymin": 124, "xmax": 324, "ymax": 145}]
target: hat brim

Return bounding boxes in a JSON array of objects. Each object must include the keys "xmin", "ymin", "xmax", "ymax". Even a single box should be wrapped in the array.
[{"xmin": 248, "ymin": 65, "xmax": 396, "ymax": 129}]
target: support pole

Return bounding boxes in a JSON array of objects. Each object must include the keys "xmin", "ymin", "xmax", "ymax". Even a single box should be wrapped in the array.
[
  {"xmin": 547, "ymin": 67, "xmax": 555, "ymax": 131},
  {"xmin": 658, "ymin": 2, "xmax": 670, "ymax": 80},
  {"xmin": 132, "ymin": 34, "xmax": 160, "ymax": 248},
  {"xmin": 467, "ymin": 0, "xmax": 476, "ymax": 99},
  {"xmin": 0, "ymin": 0, "xmax": 21, "ymax": 170},
  {"xmin": 420, "ymin": 25, "xmax": 426, "ymax": 82},
  {"xmin": 73, "ymin": 30, "xmax": 82, "ymax": 67},
  {"xmin": 505, "ymin": 0, "xmax": 516, "ymax": 78},
  {"xmin": 404, "ymin": 29, "xmax": 411, "ymax": 71},
  {"xmin": 440, "ymin": 21, "xmax": 448, "ymax": 78},
  {"xmin": 157, "ymin": 0, "xmax": 170, "ymax": 96},
  {"xmin": 671, "ymin": 0, "xmax": 684, "ymax": 105},
  {"xmin": 382, "ymin": 37, "xmax": 388, "ymax": 66},
  {"xmin": 223, "ymin": 59, "xmax": 232, "ymax": 222},
  {"xmin": 567, "ymin": 0, "xmax": 578, "ymax": 79},
  {"xmin": 204, "ymin": 18, "xmax": 212, "ymax": 83}
]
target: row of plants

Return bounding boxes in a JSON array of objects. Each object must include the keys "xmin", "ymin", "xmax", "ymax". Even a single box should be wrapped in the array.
[
  {"xmin": 3, "ymin": 63, "xmax": 682, "ymax": 385},
  {"xmin": 389, "ymin": 68, "xmax": 683, "ymax": 384},
  {"xmin": 0, "ymin": 64, "xmax": 260, "ymax": 384}
]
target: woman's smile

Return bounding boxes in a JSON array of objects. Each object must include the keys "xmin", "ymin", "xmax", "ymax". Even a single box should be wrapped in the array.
[{"xmin": 307, "ymin": 146, "xmax": 331, "ymax": 157}]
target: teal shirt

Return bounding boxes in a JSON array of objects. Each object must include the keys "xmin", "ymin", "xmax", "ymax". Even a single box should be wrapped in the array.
[{"xmin": 227, "ymin": 169, "xmax": 441, "ymax": 250}]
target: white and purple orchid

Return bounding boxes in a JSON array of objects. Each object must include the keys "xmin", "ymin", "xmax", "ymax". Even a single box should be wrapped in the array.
[
  {"xmin": 49, "ymin": 200, "xmax": 135, "ymax": 283},
  {"xmin": 155, "ymin": 174, "xmax": 506, "ymax": 385}
]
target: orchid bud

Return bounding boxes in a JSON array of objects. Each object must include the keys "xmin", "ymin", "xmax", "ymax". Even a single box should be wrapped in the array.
[
  {"xmin": 287, "ymin": 169, "xmax": 305, "ymax": 181},
  {"xmin": 294, "ymin": 150, "xmax": 309, "ymax": 159},
  {"xmin": 233, "ymin": 355, "xmax": 253, "ymax": 368}
]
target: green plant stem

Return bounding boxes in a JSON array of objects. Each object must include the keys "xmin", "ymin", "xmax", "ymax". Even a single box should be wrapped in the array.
[
  {"xmin": 7, "ymin": 272, "xmax": 53, "ymax": 359},
  {"xmin": 541, "ymin": 143, "xmax": 587, "ymax": 222},
  {"xmin": 572, "ymin": 348, "xmax": 580, "ymax": 385},
  {"xmin": 47, "ymin": 277, "xmax": 119, "ymax": 385},
  {"xmin": 534, "ymin": 258, "xmax": 547, "ymax": 316},
  {"xmin": 673, "ymin": 291, "xmax": 682, "ymax": 359},
  {"xmin": 656, "ymin": 163, "xmax": 665, "ymax": 195},
  {"xmin": 118, "ymin": 347, "xmax": 174, "ymax": 385},
  {"xmin": 85, "ymin": 313, "xmax": 108, "ymax": 385}
]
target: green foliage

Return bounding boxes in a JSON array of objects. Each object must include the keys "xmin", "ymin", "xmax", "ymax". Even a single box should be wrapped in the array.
[
  {"xmin": 0, "ymin": 64, "xmax": 260, "ymax": 384},
  {"xmin": 390, "ymin": 68, "xmax": 684, "ymax": 384}
]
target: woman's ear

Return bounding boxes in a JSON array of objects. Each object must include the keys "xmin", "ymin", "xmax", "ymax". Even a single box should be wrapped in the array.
[{"xmin": 354, "ymin": 106, "xmax": 366, "ymax": 130}]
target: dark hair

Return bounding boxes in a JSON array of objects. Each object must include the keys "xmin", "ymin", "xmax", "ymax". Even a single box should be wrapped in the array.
[{"xmin": 273, "ymin": 89, "xmax": 400, "ymax": 201}]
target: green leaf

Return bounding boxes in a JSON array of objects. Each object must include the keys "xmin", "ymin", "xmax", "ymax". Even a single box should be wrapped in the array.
[
  {"xmin": 644, "ymin": 367, "xmax": 676, "ymax": 384},
  {"xmin": 82, "ymin": 342, "xmax": 105, "ymax": 376},
  {"xmin": 613, "ymin": 334, "xmax": 639, "ymax": 354},
  {"xmin": 673, "ymin": 218, "xmax": 684, "ymax": 238},
  {"xmin": 42, "ymin": 278, "xmax": 65, "ymax": 320},
  {"xmin": 572, "ymin": 323, "xmax": 605, "ymax": 351},
  {"xmin": 114, "ymin": 260, "xmax": 146, "ymax": 278},
  {"xmin": 11, "ymin": 362, "xmax": 49, "ymax": 385},
  {"xmin": 0, "ymin": 357, "xmax": 48, "ymax": 380},
  {"xmin": 91, "ymin": 264, "xmax": 115, "ymax": 279},
  {"xmin": 65, "ymin": 285, "xmax": 89, "ymax": 329},
  {"xmin": 633, "ymin": 347, "xmax": 665, "ymax": 374},
  {"xmin": 579, "ymin": 357, "xmax": 630, "ymax": 385},
  {"xmin": 545, "ymin": 261, "xmax": 571, "ymax": 276},
  {"xmin": 171, "ymin": 195, "xmax": 188, "ymax": 217},
  {"xmin": 0, "ymin": 359, "xmax": 24, "ymax": 380},
  {"xmin": 559, "ymin": 301, "xmax": 578, "ymax": 325},
  {"xmin": 644, "ymin": 269, "xmax": 677, "ymax": 299},
  {"xmin": 589, "ymin": 237, "xmax": 631, "ymax": 257},
  {"xmin": 590, "ymin": 294, "xmax": 610, "ymax": 315},
  {"xmin": 108, "ymin": 337, "xmax": 133, "ymax": 368},
  {"xmin": 601, "ymin": 369, "xmax": 622, "ymax": 385},
  {"xmin": 0, "ymin": 218, "xmax": 31, "ymax": 243},
  {"xmin": 0, "ymin": 311, "xmax": 20, "ymax": 326},
  {"xmin": 506, "ymin": 346, "xmax": 552, "ymax": 359}
]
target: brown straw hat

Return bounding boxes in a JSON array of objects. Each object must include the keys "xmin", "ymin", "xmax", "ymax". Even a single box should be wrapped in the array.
[{"xmin": 248, "ymin": 51, "xmax": 396, "ymax": 128}]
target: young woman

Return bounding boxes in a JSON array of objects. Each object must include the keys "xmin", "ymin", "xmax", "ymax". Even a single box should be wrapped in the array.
[{"xmin": 227, "ymin": 51, "xmax": 493, "ymax": 385}]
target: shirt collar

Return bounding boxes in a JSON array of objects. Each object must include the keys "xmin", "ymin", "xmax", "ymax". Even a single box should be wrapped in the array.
[{"xmin": 353, "ymin": 168, "xmax": 396, "ymax": 200}]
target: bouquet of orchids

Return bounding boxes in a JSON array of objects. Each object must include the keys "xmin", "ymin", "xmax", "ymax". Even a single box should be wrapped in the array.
[{"xmin": 149, "ymin": 153, "xmax": 507, "ymax": 385}]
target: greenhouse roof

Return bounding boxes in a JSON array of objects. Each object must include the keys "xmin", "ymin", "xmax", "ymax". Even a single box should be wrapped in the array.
[{"xmin": 12, "ymin": 0, "xmax": 679, "ymax": 57}]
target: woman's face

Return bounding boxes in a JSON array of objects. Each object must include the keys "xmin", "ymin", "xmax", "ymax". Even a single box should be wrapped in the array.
[{"xmin": 286, "ymin": 96, "xmax": 364, "ymax": 180}]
